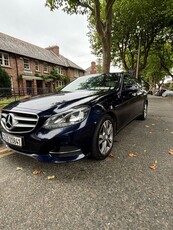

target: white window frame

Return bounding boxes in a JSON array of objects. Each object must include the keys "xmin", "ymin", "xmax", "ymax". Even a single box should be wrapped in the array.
[
  {"xmin": 44, "ymin": 63, "xmax": 49, "ymax": 73},
  {"xmin": 35, "ymin": 61, "xmax": 40, "ymax": 72},
  {"xmin": 0, "ymin": 52, "xmax": 10, "ymax": 66},
  {"xmin": 74, "ymin": 69, "xmax": 79, "ymax": 78},
  {"xmin": 56, "ymin": 66, "xmax": 63, "ymax": 75},
  {"xmin": 24, "ymin": 58, "xmax": 30, "ymax": 70},
  {"xmin": 57, "ymin": 81, "xmax": 64, "ymax": 87}
]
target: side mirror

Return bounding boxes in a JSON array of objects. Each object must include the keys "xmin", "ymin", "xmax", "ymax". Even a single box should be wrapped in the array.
[
  {"xmin": 123, "ymin": 85, "xmax": 138, "ymax": 93},
  {"xmin": 122, "ymin": 86, "xmax": 138, "ymax": 98}
]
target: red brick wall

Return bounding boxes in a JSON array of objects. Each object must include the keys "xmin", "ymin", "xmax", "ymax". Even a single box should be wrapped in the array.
[
  {"xmin": 1, "ymin": 53, "xmax": 19, "ymax": 90},
  {"xmin": 1, "ymin": 52, "xmax": 85, "ymax": 93}
]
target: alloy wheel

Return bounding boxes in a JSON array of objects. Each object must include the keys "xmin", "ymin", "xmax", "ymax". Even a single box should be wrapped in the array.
[{"xmin": 98, "ymin": 120, "xmax": 114, "ymax": 155}]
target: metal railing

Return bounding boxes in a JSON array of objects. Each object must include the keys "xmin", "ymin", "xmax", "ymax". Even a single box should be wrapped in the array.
[{"xmin": 0, "ymin": 87, "xmax": 56, "ymax": 109}]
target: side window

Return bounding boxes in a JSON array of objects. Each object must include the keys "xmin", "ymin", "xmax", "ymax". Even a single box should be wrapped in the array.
[{"xmin": 122, "ymin": 75, "xmax": 138, "ymax": 91}]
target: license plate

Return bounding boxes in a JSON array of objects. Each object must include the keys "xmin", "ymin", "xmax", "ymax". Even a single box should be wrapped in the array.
[{"xmin": 2, "ymin": 132, "xmax": 22, "ymax": 147}]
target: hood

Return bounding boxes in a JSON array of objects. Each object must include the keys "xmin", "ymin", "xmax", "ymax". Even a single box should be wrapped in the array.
[{"xmin": 4, "ymin": 91, "xmax": 102, "ymax": 113}]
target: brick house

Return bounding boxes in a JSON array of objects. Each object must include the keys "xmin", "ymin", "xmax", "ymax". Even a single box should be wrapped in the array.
[{"xmin": 0, "ymin": 32, "xmax": 85, "ymax": 96}]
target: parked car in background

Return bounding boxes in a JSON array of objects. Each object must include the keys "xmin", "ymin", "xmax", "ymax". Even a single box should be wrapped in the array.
[
  {"xmin": 155, "ymin": 89, "xmax": 167, "ymax": 96},
  {"xmin": 162, "ymin": 89, "xmax": 173, "ymax": 97},
  {"xmin": 0, "ymin": 73, "xmax": 148, "ymax": 163}
]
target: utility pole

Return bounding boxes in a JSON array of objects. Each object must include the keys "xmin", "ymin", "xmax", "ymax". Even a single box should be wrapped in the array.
[{"xmin": 136, "ymin": 36, "xmax": 141, "ymax": 79}]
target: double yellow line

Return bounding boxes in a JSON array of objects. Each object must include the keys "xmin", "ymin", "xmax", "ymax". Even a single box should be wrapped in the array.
[{"xmin": 0, "ymin": 146, "xmax": 13, "ymax": 158}]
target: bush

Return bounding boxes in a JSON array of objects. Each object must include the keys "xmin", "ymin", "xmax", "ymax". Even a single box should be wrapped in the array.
[{"xmin": 0, "ymin": 67, "xmax": 11, "ymax": 96}]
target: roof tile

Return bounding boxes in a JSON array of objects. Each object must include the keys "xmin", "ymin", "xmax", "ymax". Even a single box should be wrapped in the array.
[{"xmin": 0, "ymin": 32, "xmax": 84, "ymax": 71}]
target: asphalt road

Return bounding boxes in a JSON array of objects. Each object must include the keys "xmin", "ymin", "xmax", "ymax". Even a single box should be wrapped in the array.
[{"xmin": 0, "ymin": 95, "xmax": 173, "ymax": 230}]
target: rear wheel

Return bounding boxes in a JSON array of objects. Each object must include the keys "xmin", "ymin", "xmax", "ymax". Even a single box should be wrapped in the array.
[
  {"xmin": 138, "ymin": 101, "xmax": 148, "ymax": 120},
  {"xmin": 91, "ymin": 115, "xmax": 114, "ymax": 160}
]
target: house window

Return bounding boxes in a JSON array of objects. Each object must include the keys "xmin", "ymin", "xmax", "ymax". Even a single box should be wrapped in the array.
[
  {"xmin": 0, "ymin": 52, "xmax": 10, "ymax": 66},
  {"xmin": 35, "ymin": 61, "xmax": 40, "ymax": 72},
  {"xmin": 57, "ymin": 81, "xmax": 64, "ymax": 87},
  {"xmin": 24, "ymin": 58, "xmax": 30, "ymax": 70},
  {"xmin": 74, "ymin": 70, "xmax": 79, "ymax": 78},
  {"xmin": 44, "ymin": 63, "xmax": 49, "ymax": 73},
  {"xmin": 56, "ymin": 66, "xmax": 63, "ymax": 75}
]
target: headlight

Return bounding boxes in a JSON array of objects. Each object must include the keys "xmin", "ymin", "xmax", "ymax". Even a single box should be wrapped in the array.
[{"xmin": 43, "ymin": 106, "xmax": 90, "ymax": 129}]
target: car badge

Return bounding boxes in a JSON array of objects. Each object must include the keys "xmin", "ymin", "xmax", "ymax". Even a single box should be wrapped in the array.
[{"xmin": 5, "ymin": 113, "xmax": 15, "ymax": 130}]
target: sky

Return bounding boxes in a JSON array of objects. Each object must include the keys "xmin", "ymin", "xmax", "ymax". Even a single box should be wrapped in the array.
[{"xmin": 0, "ymin": 0, "xmax": 98, "ymax": 70}]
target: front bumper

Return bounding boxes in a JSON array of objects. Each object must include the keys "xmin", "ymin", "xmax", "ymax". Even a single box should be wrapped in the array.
[{"xmin": 0, "ymin": 123, "xmax": 95, "ymax": 163}]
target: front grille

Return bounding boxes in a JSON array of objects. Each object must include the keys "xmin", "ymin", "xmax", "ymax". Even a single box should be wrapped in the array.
[{"xmin": 1, "ymin": 111, "xmax": 38, "ymax": 133}]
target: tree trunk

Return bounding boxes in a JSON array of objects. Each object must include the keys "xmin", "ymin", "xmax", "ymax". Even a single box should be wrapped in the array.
[
  {"xmin": 102, "ymin": 42, "xmax": 111, "ymax": 73},
  {"xmin": 94, "ymin": 0, "xmax": 114, "ymax": 73}
]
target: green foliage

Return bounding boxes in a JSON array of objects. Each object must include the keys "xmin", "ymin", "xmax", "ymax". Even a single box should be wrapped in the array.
[
  {"xmin": 0, "ymin": 67, "xmax": 11, "ymax": 96},
  {"xmin": 46, "ymin": 0, "xmax": 93, "ymax": 15},
  {"xmin": 0, "ymin": 67, "xmax": 11, "ymax": 88},
  {"xmin": 111, "ymin": 0, "xmax": 170, "ymax": 74},
  {"xmin": 88, "ymin": 0, "xmax": 172, "ymax": 76},
  {"xmin": 46, "ymin": 0, "xmax": 173, "ymax": 75},
  {"xmin": 96, "ymin": 58, "xmax": 103, "ymax": 73},
  {"xmin": 141, "ymin": 48, "xmax": 166, "ymax": 86},
  {"xmin": 45, "ymin": 68, "xmax": 70, "ymax": 85},
  {"xmin": 153, "ymin": 29, "xmax": 173, "ymax": 79},
  {"xmin": 63, "ymin": 75, "xmax": 70, "ymax": 85},
  {"xmin": 141, "ymin": 27, "xmax": 173, "ymax": 86},
  {"xmin": 56, "ymin": 85, "xmax": 63, "ymax": 91},
  {"xmin": 47, "ymin": 68, "xmax": 62, "ymax": 80}
]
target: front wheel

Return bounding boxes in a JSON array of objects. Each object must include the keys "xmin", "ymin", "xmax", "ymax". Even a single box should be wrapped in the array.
[{"xmin": 91, "ymin": 115, "xmax": 114, "ymax": 160}]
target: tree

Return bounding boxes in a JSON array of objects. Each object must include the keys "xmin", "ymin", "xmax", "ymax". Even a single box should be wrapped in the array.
[
  {"xmin": 141, "ymin": 26, "xmax": 173, "ymax": 87},
  {"xmin": 111, "ymin": 0, "xmax": 170, "ymax": 76},
  {"xmin": 46, "ymin": 0, "xmax": 115, "ymax": 73},
  {"xmin": 88, "ymin": 0, "xmax": 171, "ymax": 77},
  {"xmin": 155, "ymin": 29, "xmax": 173, "ymax": 80},
  {"xmin": 141, "ymin": 48, "xmax": 166, "ymax": 88}
]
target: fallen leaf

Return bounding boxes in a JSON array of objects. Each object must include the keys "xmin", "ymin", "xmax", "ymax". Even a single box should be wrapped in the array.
[
  {"xmin": 47, "ymin": 175, "xmax": 56, "ymax": 180},
  {"xmin": 32, "ymin": 169, "xmax": 42, "ymax": 175},
  {"xmin": 149, "ymin": 165, "xmax": 158, "ymax": 170},
  {"xmin": 128, "ymin": 153, "xmax": 137, "ymax": 157},
  {"xmin": 168, "ymin": 149, "xmax": 173, "ymax": 155},
  {"xmin": 16, "ymin": 167, "xmax": 23, "ymax": 171},
  {"xmin": 109, "ymin": 153, "xmax": 114, "ymax": 158}
]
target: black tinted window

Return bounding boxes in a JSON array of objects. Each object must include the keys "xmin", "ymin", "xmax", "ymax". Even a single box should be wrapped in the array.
[{"xmin": 123, "ymin": 75, "xmax": 141, "ymax": 90}]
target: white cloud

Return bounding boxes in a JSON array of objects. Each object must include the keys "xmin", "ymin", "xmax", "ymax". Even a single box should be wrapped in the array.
[{"xmin": 0, "ymin": 0, "xmax": 96, "ymax": 69}]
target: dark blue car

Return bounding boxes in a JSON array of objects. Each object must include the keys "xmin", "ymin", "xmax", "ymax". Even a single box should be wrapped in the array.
[{"xmin": 0, "ymin": 73, "xmax": 148, "ymax": 163}]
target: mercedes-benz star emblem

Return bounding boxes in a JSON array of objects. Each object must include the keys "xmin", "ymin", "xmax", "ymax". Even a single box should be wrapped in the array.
[{"xmin": 5, "ymin": 113, "xmax": 15, "ymax": 130}]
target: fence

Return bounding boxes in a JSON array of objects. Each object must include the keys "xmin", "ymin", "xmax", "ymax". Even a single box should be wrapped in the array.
[{"xmin": 0, "ymin": 87, "xmax": 56, "ymax": 109}]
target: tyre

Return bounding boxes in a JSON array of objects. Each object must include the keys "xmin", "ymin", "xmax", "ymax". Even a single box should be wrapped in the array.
[
  {"xmin": 138, "ymin": 101, "xmax": 148, "ymax": 120},
  {"xmin": 91, "ymin": 115, "xmax": 114, "ymax": 160}
]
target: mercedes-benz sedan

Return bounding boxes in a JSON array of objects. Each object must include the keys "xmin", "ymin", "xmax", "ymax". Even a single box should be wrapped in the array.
[{"xmin": 0, "ymin": 73, "xmax": 148, "ymax": 163}]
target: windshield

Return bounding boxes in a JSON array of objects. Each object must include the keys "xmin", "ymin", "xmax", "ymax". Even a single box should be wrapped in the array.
[{"xmin": 61, "ymin": 73, "xmax": 121, "ymax": 92}]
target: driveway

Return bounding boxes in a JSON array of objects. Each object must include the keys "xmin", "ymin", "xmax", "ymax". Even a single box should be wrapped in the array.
[{"xmin": 0, "ymin": 95, "xmax": 173, "ymax": 230}]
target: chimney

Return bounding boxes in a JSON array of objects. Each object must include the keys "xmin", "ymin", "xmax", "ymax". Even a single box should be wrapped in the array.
[
  {"xmin": 90, "ymin": 61, "xmax": 96, "ymax": 74},
  {"xmin": 46, "ymin": 45, "xmax": 59, "ymax": 56}
]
